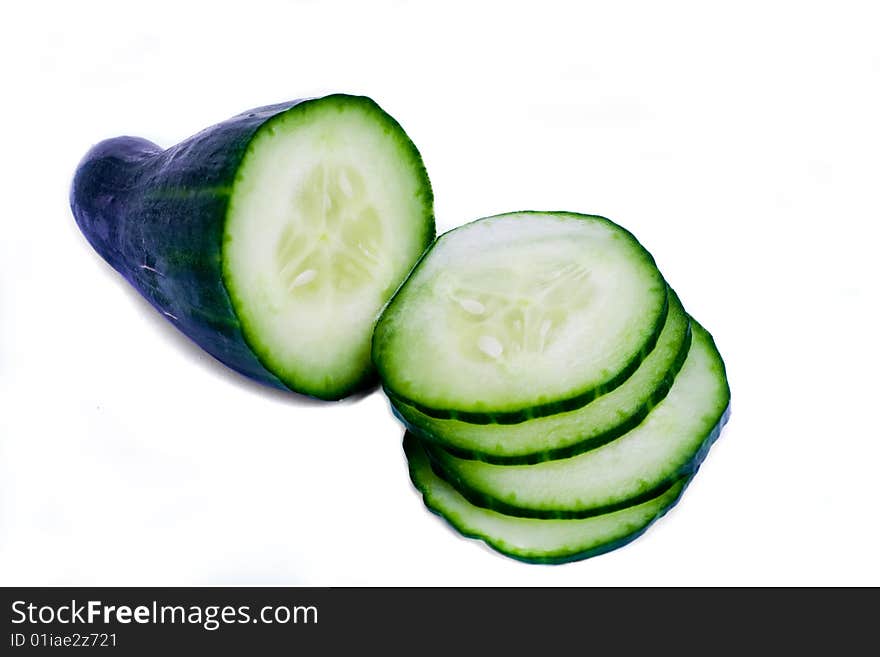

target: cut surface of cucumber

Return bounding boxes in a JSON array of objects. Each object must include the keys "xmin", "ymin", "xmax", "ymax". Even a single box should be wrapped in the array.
[
  {"xmin": 373, "ymin": 212, "xmax": 667, "ymax": 423},
  {"xmin": 224, "ymin": 96, "xmax": 434, "ymax": 397},
  {"xmin": 425, "ymin": 321, "xmax": 730, "ymax": 518},
  {"xmin": 394, "ymin": 288, "xmax": 691, "ymax": 463},
  {"xmin": 405, "ymin": 435, "xmax": 687, "ymax": 564}
]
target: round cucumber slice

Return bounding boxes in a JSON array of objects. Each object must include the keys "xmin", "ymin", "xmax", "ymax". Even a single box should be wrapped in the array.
[
  {"xmin": 373, "ymin": 212, "xmax": 668, "ymax": 422},
  {"xmin": 394, "ymin": 288, "xmax": 691, "ymax": 463}
]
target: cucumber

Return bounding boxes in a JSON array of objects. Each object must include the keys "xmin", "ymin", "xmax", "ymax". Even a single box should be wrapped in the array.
[
  {"xmin": 373, "ymin": 211, "xmax": 668, "ymax": 423},
  {"xmin": 393, "ymin": 288, "xmax": 691, "ymax": 463},
  {"xmin": 424, "ymin": 321, "xmax": 730, "ymax": 518},
  {"xmin": 405, "ymin": 434, "xmax": 689, "ymax": 564},
  {"xmin": 71, "ymin": 95, "xmax": 434, "ymax": 399}
]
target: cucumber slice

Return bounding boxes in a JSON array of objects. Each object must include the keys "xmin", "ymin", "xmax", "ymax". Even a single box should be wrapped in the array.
[
  {"xmin": 373, "ymin": 212, "xmax": 668, "ymax": 423},
  {"xmin": 405, "ymin": 435, "xmax": 688, "ymax": 564},
  {"xmin": 71, "ymin": 95, "xmax": 434, "ymax": 399},
  {"xmin": 425, "ymin": 321, "xmax": 730, "ymax": 518},
  {"xmin": 393, "ymin": 288, "xmax": 691, "ymax": 463}
]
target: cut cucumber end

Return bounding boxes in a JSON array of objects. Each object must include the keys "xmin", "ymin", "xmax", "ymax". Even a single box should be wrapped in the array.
[{"xmin": 223, "ymin": 95, "xmax": 434, "ymax": 399}]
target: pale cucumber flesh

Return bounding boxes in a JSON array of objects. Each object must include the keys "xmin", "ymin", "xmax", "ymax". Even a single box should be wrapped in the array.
[
  {"xmin": 223, "ymin": 96, "xmax": 433, "ymax": 399},
  {"xmin": 394, "ymin": 288, "xmax": 691, "ymax": 463}
]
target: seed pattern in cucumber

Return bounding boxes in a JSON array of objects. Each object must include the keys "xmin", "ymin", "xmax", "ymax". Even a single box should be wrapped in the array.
[
  {"xmin": 439, "ymin": 259, "xmax": 593, "ymax": 364},
  {"xmin": 275, "ymin": 164, "xmax": 386, "ymax": 298}
]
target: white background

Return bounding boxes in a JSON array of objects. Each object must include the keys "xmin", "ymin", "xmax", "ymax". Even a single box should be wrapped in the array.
[{"xmin": 1, "ymin": 0, "xmax": 878, "ymax": 586}]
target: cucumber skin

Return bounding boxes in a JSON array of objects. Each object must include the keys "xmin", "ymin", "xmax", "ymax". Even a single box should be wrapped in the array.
[
  {"xmin": 404, "ymin": 435, "xmax": 693, "ymax": 565},
  {"xmin": 393, "ymin": 318, "xmax": 693, "ymax": 464},
  {"xmin": 70, "ymin": 100, "xmax": 302, "ymax": 390}
]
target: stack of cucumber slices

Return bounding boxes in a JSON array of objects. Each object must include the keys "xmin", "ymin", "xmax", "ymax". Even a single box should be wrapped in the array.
[{"xmin": 373, "ymin": 211, "xmax": 731, "ymax": 563}]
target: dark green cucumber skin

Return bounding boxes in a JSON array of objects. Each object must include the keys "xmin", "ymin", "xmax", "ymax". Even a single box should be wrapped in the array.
[
  {"xmin": 418, "ymin": 404, "xmax": 730, "ymax": 520},
  {"xmin": 375, "ymin": 213, "xmax": 669, "ymax": 424},
  {"xmin": 404, "ymin": 434, "xmax": 694, "ymax": 565},
  {"xmin": 70, "ymin": 100, "xmax": 306, "ymax": 391},
  {"xmin": 393, "ymin": 321, "xmax": 693, "ymax": 465}
]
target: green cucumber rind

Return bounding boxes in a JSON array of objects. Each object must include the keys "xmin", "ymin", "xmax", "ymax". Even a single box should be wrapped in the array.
[
  {"xmin": 420, "ymin": 321, "xmax": 731, "ymax": 518},
  {"xmin": 375, "ymin": 211, "xmax": 668, "ymax": 424},
  {"xmin": 392, "ymin": 293, "xmax": 693, "ymax": 464},
  {"xmin": 222, "ymin": 94, "xmax": 435, "ymax": 400},
  {"xmin": 404, "ymin": 434, "xmax": 691, "ymax": 564},
  {"xmin": 71, "ymin": 104, "xmax": 303, "ymax": 393},
  {"xmin": 420, "ymin": 404, "xmax": 729, "ymax": 519}
]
